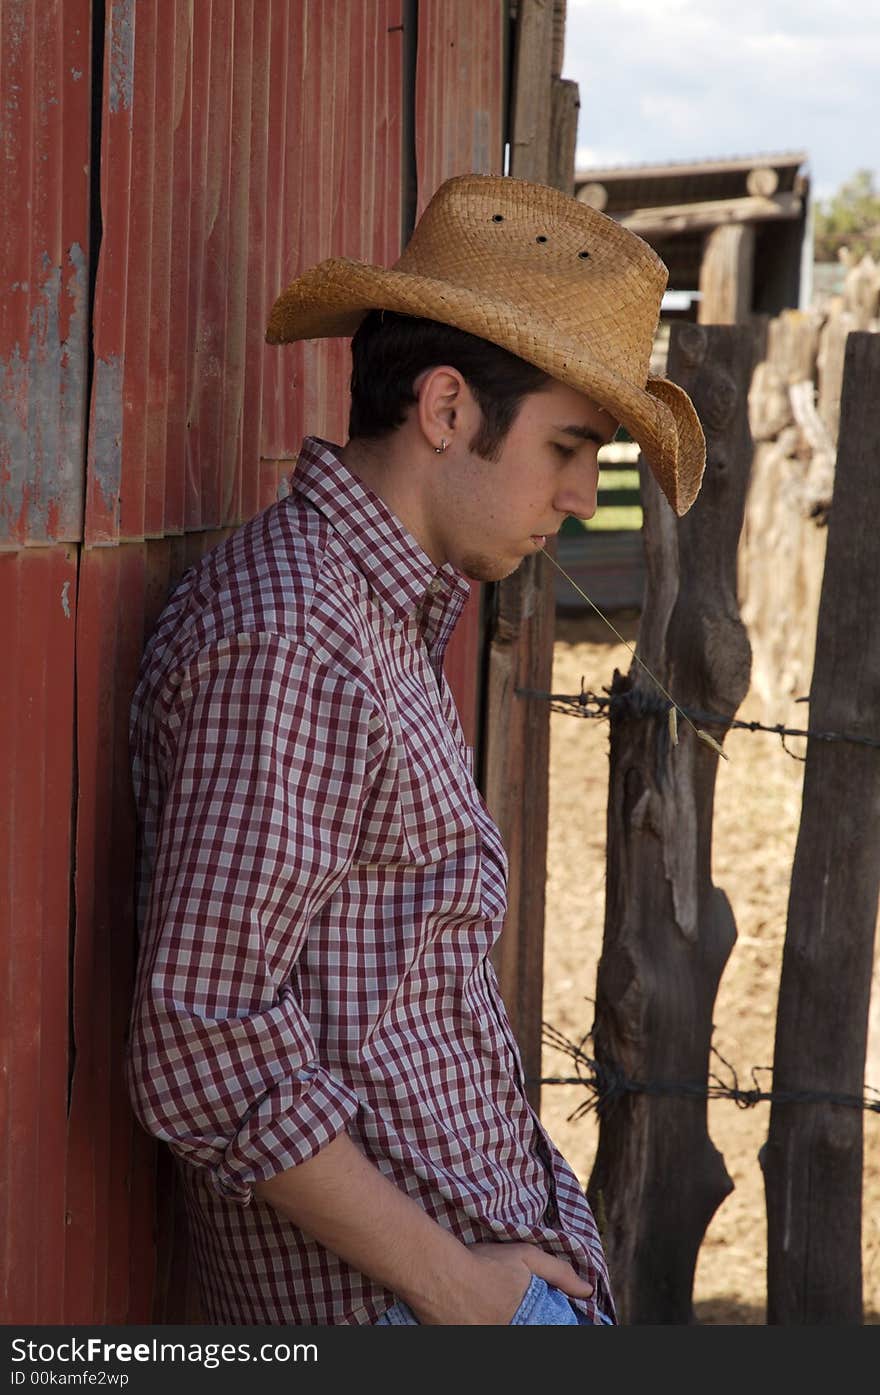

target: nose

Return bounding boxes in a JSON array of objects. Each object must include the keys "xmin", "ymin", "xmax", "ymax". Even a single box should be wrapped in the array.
[{"xmin": 554, "ymin": 460, "xmax": 599, "ymax": 521}]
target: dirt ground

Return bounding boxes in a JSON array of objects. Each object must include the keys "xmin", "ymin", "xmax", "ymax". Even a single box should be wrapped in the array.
[{"xmin": 541, "ymin": 612, "xmax": 880, "ymax": 1325}]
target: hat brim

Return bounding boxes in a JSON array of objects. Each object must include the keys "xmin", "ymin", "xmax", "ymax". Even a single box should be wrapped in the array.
[{"xmin": 266, "ymin": 259, "xmax": 706, "ymax": 517}]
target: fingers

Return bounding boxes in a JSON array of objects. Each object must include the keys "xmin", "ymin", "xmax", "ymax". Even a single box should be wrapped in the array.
[{"xmin": 511, "ymin": 1244, "xmax": 593, "ymax": 1297}]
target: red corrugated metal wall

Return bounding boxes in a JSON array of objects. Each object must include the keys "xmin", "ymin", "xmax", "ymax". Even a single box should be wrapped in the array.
[{"xmin": 1, "ymin": 0, "xmax": 506, "ymax": 1322}]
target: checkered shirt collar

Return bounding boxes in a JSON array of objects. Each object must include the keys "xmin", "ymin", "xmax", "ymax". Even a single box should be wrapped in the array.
[{"xmin": 290, "ymin": 436, "xmax": 471, "ymax": 627}]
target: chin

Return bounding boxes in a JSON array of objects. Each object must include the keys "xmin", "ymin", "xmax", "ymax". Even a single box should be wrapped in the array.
[{"xmin": 460, "ymin": 552, "xmax": 523, "ymax": 584}]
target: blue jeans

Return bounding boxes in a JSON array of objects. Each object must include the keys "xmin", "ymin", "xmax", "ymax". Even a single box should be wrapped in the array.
[{"xmin": 376, "ymin": 1273, "xmax": 615, "ymax": 1326}]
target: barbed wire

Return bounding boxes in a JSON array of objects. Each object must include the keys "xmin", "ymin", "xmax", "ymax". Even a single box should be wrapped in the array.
[
  {"xmin": 538, "ymin": 1021, "xmax": 880, "ymax": 1124},
  {"xmin": 516, "ymin": 681, "xmax": 880, "ymax": 761}
]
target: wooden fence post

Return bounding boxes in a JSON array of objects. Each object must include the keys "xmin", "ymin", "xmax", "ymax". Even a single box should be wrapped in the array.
[
  {"xmin": 587, "ymin": 322, "xmax": 764, "ymax": 1324},
  {"xmin": 763, "ymin": 332, "xmax": 880, "ymax": 1325}
]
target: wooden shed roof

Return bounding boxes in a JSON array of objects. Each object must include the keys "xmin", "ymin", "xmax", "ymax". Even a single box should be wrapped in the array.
[{"xmin": 575, "ymin": 151, "xmax": 809, "ymax": 215}]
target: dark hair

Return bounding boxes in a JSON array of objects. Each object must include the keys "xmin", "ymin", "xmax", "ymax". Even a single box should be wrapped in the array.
[{"xmin": 348, "ymin": 310, "xmax": 550, "ymax": 460}]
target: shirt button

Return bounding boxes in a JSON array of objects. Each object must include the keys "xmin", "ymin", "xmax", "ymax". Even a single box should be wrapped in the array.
[{"xmin": 427, "ymin": 577, "xmax": 441, "ymax": 595}]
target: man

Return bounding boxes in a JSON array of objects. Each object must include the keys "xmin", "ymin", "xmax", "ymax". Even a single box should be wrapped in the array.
[{"xmin": 127, "ymin": 174, "xmax": 705, "ymax": 1326}]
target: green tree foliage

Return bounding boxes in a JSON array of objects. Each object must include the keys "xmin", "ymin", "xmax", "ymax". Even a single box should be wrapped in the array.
[{"xmin": 814, "ymin": 170, "xmax": 880, "ymax": 263}]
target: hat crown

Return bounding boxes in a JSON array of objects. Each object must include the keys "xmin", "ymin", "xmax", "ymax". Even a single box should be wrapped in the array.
[
  {"xmin": 394, "ymin": 175, "xmax": 668, "ymax": 386},
  {"xmin": 265, "ymin": 172, "xmax": 706, "ymax": 516}
]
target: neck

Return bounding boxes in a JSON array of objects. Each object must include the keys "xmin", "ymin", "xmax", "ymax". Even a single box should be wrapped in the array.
[{"xmin": 340, "ymin": 434, "xmax": 445, "ymax": 567}]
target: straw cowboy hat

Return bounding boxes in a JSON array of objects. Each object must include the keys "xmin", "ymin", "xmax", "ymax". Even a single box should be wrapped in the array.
[{"xmin": 266, "ymin": 174, "xmax": 706, "ymax": 516}]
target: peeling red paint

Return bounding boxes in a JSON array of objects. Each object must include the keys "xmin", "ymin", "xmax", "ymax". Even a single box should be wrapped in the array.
[{"xmin": 0, "ymin": 1, "xmax": 90, "ymax": 546}]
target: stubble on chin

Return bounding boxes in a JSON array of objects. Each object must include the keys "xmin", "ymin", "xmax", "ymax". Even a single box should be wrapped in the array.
[{"xmin": 459, "ymin": 551, "xmax": 522, "ymax": 584}]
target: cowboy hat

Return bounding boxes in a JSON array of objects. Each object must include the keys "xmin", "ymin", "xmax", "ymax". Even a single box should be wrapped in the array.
[{"xmin": 266, "ymin": 174, "xmax": 705, "ymax": 515}]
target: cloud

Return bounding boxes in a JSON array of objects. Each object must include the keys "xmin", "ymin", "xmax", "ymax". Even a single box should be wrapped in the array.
[
  {"xmin": 575, "ymin": 144, "xmax": 636, "ymax": 169},
  {"xmin": 563, "ymin": 0, "xmax": 880, "ymax": 195}
]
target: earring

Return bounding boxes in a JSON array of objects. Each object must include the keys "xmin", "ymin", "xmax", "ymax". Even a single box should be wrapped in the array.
[{"xmin": 434, "ymin": 438, "xmax": 449, "ymax": 454}]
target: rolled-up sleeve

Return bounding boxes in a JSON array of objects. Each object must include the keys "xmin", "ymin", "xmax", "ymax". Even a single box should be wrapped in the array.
[{"xmin": 126, "ymin": 632, "xmax": 384, "ymax": 1202}]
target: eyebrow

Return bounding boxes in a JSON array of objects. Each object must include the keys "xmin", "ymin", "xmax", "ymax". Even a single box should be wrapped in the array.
[{"xmin": 555, "ymin": 422, "xmax": 619, "ymax": 447}]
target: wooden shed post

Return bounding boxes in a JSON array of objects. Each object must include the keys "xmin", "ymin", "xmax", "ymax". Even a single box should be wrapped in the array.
[
  {"xmin": 698, "ymin": 223, "xmax": 756, "ymax": 325},
  {"xmin": 587, "ymin": 322, "xmax": 763, "ymax": 1324},
  {"xmin": 763, "ymin": 332, "xmax": 880, "ymax": 1325}
]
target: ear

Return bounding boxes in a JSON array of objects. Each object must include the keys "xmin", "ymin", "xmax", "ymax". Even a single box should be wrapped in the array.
[{"xmin": 413, "ymin": 366, "xmax": 468, "ymax": 452}]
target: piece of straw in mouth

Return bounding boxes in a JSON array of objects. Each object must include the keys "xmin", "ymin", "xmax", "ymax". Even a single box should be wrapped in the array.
[{"xmin": 540, "ymin": 547, "xmax": 729, "ymax": 761}]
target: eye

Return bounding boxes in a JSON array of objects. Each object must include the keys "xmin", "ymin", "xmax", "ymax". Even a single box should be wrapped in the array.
[{"xmin": 553, "ymin": 442, "xmax": 576, "ymax": 459}]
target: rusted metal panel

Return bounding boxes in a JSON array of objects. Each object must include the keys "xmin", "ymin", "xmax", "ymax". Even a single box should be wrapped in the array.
[
  {"xmin": 86, "ymin": 0, "xmax": 133, "ymax": 544},
  {"xmin": 66, "ymin": 535, "xmax": 234, "ymax": 1321},
  {"xmin": 444, "ymin": 585, "xmax": 483, "ymax": 750},
  {"xmin": 0, "ymin": 545, "xmax": 77, "ymax": 1321},
  {"xmin": 0, "ymin": 0, "xmax": 91, "ymax": 546},
  {"xmin": 62, "ymin": 534, "xmax": 237, "ymax": 1324},
  {"xmin": 87, "ymin": 1, "xmax": 406, "ymax": 541}
]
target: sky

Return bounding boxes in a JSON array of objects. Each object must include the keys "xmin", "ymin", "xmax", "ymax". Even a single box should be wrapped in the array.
[{"xmin": 563, "ymin": 0, "xmax": 880, "ymax": 203}]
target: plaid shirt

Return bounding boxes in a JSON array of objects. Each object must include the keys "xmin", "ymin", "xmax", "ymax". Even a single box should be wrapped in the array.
[{"xmin": 127, "ymin": 436, "xmax": 614, "ymax": 1325}]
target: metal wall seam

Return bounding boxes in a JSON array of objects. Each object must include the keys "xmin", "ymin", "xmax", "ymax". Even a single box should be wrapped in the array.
[
  {"xmin": 0, "ymin": 1, "xmax": 91, "ymax": 546},
  {"xmin": 0, "ymin": 545, "xmax": 78, "ymax": 1321}
]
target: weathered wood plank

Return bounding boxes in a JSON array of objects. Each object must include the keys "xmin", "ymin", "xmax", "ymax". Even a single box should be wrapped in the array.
[
  {"xmin": 763, "ymin": 332, "xmax": 880, "ymax": 1325},
  {"xmin": 483, "ymin": 0, "xmax": 559, "ymax": 1108},
  {"xmin": 485, "ymin": 555, "xmax": 556, "ymax": 1111},
  {"xmin": 548, "ymin": 77, "xmax": 579, "ymax": 195},
  {"xmin": 587, "ymin": 322, "xmax": 763, "ymax": 1324},
  {"xmin": 621, "ymin": 191, "xmax": 801, "ymax": 238},
  {"xmin": 508, "ymin": 0, "xmax": 555, "ymax": 183},
  {"xmin": 551, "ymin": 0, "xmax": 567, "ymax": 76}
]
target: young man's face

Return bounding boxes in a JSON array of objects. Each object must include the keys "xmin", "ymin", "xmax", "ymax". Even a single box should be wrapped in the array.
[{"xmin": 432, "ymin": 378, "xmax": 618, "ymax": 584}]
